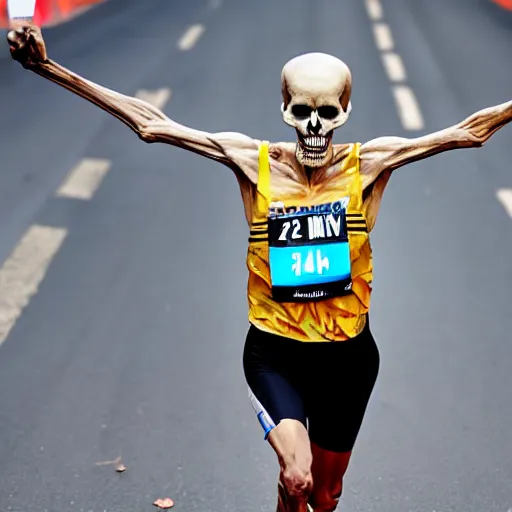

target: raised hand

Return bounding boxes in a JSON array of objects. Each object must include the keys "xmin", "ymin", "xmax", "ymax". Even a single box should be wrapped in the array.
[{"xmin": 7, "ymin": 24, "xmax": 48, "ymax": 69}]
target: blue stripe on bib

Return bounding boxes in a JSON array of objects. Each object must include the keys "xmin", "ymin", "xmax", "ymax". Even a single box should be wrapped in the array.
[{"xmin": 269, "ymin": 243, "xmax": 351, "ymax": 287}]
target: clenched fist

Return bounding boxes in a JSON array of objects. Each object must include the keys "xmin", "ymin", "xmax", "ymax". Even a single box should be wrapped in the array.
[{"xmin": 7, "ymin": 25, "xmax": 48, "ymax": 69}]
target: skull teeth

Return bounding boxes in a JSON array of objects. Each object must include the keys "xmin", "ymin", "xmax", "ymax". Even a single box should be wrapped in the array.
[
  {"xmin": 301, "ymin": 136, "xmax": 329, "ymax": 153},
  {"xmin": 304, "ymin": 137, "xmax": 326, "ymax": 148}
]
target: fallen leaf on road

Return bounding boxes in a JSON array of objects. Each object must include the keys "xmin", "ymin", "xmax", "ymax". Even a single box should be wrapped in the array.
[
  {"xmin": 115, "ymin": 464, "xmax": 127, "ymax": 473},
  {"xmin": 153, "ymin": 497, "xmax": 174, "ymax": 509}
]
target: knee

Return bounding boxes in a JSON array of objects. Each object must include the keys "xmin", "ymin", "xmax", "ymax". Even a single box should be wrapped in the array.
[
  {"xmin": 309, "ymin": 485, "xmax": 342, "ymax": 512},
  {"xmin": 281, "ymin": 464, "xmax": 313, "ymax": 501}
]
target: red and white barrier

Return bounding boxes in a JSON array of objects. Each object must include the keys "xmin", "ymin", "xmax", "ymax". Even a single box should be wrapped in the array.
[{"xmin": 0, "ymin": 0, "xmax": 105, "ymax": 28}]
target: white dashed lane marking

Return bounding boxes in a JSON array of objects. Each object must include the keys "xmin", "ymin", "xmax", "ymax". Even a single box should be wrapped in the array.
[
  {"xmin": 178, "ymin": 24, "xmax": 205, "ymax": 51},
  {"xmin": 373, "ymin": 23, "xmax": 394, "ymax": 51},
  {"xmin": 365, "ymin": 0, "xmax": 424, "ymax": 131},
  {"xmin": 365, "ymin": 0, "xmax": 383, "ymax": 20},
  {"xmin": 381, "ymin": 52, "xmax": 407, "ymax": 82},
  {"xmin": 136, "ymin": 88, "xmax": 172, "ymax": 110},
  {"xmin": 0, "ymin": 225, "xmax": 68, "ymax": 346},
  {"xmin": 497, "ymin": 189, "xmax": 512, "ymax": 218},
  {"xmin": 392, "ymin": 85, "xmax": 425, "ymax": 130},
  {"xmin": 56, "ymin": 158, "xmax": 112, "ymax": 200}
]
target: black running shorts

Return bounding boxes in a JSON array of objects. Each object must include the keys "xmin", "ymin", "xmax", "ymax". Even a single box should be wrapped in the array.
[{"xmin": 243, "ymin": 318, "xmax": 379, "ymax": 453}]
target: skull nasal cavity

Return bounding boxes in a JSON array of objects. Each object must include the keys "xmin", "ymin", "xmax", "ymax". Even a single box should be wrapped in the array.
[{"xmin": 308, "ymin": 113, "xmax": 322, "ymax": 134}]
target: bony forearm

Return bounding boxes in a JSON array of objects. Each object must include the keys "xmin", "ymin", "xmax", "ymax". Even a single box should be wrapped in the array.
[
  {"xmin": 459, "ymin": 100, "xmax": 512, "ymax": 144},
  {"xmin": 33, "ymin": 59, "xmax": 166, "ymax": 133}
]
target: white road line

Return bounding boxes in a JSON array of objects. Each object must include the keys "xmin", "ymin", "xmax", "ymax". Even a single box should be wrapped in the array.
[
  {"xmin": 0, "ymin": 225, "xmax": 67, "ymax": 346},
  {"xmin": 392, "ymin": 85, "xmax": 425, "ymax": 130},
  {"xmin": 136, "ymin": 88, "xmax": 172, "ymax": 110},
  {"xmin": 381, "ymin": 52, "xmax": 407, "ymax": 82},
  {"xmin": 56, "ymin": 158, "xmax": 112, "ymax": 201},
  {"xmin": 373, "ymin": 23, "xmax": 394, "ymax": 51},
  {"xmin": 365, "ymin": 0, "xmax": 426, "ymax": 130},
  {"xmin": 365, "ymin": 0, "xmax": 383, "ymax": 20},
  {"xmin": 178, "ymin": 24, "xmax": 205, "ymax": 51},
  {"xmin": 496, "ymin": 188, "xmax": 512, "ymax": 218}
]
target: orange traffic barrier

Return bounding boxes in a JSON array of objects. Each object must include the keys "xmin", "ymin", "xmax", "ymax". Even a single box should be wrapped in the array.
[
  {"xmin": 35, "ymin": 0, "xmax": 53, "ymax": 26},
  {"xmin": 57, "ymin": 0, "xmax": 103, "ymax": 16},
  {"xmin": 0, "ymin": 0, "xmax": 104, "ymax": 28},
  {"xmin": 0, "ymin": 0, "xmax": 6, "ymax": 26},
  {"xmin": 491, "ymin": 0, "xmax": 512, "ymax": 10}
]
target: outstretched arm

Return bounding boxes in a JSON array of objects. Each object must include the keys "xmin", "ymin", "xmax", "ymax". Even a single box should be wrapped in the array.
[
  {"xmin": 360, "ymin": 100, "xmax": 512, "ymax": 185},
  {"xmin": 7, "ymin": 25, "xmax": 259, "ymax": 179}
]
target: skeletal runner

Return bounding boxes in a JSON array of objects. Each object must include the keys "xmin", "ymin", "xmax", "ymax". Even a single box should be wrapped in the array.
[{"xmin": 8, "ymin": 25, "xmax": 512, "ymax": 512}]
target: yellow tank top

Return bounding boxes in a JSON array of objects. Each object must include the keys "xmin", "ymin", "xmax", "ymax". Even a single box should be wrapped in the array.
[{"xmin": 246, "ymin": 141, "xmax": 373, "ymax": 342}]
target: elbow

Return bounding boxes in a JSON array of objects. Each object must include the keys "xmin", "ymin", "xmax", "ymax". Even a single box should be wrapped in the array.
[
  {"xmin": 137, "ymin": 125, "xmax": 155, "ymax": 144},
  {"xmin": 465, "ymin": 136, "xmax": 484, "ymax": 149},
  {"xmin": 459, "ymin": 129, "xmax": 484, "ymax": 149},
  {"xmin": 471, "ymin": 135, "xmax": 485, "ymax": 148}
]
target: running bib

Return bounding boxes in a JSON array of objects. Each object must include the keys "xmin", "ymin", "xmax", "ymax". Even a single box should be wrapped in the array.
[{"xmin": 268, "ymin": 199, "xmax": 353, "ymax": 303}]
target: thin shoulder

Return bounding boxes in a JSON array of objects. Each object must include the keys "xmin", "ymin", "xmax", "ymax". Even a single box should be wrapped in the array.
[
  {"xmin": 333, "ymin": 142, "xmax": 358, "ymax": 151},
  {"xmin": 269, "ymin": 141, "xmax": 295, "ymax": 153},
  {"xmin": 207, "ymin": 131, "xmax": 261, "ymax": 151},
  {"xmin": 263, "ymin": 142, "xmax": 300, "ymax": 181},
  {"xmin": 358, "ymin": 136, "xmax": 412, "ymax": 174},
  {"xmin": 268, "ymin": 141, "xmax": 296, "ymax": 164},
  {"xmin": 332, "ymin": 142, "xmax": 358, "ymax": 162},
  {"xmin": 360, "ymin": 136, "xmax": 410, "ymax": 156}
]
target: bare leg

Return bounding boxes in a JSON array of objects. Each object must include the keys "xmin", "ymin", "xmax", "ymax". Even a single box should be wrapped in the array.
[
  {"xmin": 268, "ymin": 419, "xmax": 314, "ymax": 512},
  {"xmin": 308, "ymin": 442, "xmax": 352, "ymax": 512}
]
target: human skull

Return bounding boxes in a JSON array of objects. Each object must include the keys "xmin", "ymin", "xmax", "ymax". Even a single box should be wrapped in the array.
[{"xmin": 281, "ymin": 53, "xmax": 352, "ymax": 168}]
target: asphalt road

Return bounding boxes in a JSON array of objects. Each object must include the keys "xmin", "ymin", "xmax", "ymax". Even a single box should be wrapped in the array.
[{"xmin": 0, "ymin": 1, "xmax": 511, "ymax": 511}]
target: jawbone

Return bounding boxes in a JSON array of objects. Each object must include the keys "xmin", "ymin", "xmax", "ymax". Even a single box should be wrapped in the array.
[{"xmin": 295, "ymin": 131, "xmax": 334, "ymax": 168}]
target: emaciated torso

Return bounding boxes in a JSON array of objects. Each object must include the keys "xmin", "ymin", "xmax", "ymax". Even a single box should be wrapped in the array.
[{"xmin": 245, "ymin": 141, "xmax": 373, "ymax": 342}]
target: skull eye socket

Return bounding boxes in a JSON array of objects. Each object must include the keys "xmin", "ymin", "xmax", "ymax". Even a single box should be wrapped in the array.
[
  {"xmin": 317, "ymin": 106, "xmax": 339, "ymax": 119},
  {"xmin": 291, "ymin": 104, "xmax": 313, "ymax": 119}
]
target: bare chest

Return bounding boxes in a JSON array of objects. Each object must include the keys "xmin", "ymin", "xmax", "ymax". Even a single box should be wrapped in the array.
[
  {"xmin": 239, "ymin": 143, "xmax": 383, "ymax": 228},
  {"xmin": 265, "ymin": 146, "xmax": 359, "ymax": 205}
]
